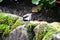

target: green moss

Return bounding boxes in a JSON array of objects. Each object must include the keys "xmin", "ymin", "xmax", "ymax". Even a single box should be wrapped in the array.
[
  {"xmin": 0, "ymin": 13, "xmax": 18, "ymax": 24},
  {"xmin": 0, "ymin": 13, "xmax": 7, "ymax": 24},
  {"xmin": 11, "ymin": 19, "xmax": 24, "ymax": 30},
  {"xmin": 0, "ymin": 13, "xmax": 24, "ymax": 36},
  {"xmin": 0, "ymin": 24, "xmax": 10, "ymax": 36},
  {"xmin": 1, "ymin": 12, "xmax": 60, "ymax": 40},
  {"xmin": 42, "ymin": 23, "xmax": 60, "ymax": 40},
  {"xmin": 35, "ymin": 24, "xmax": 46, "ymax": 40},
  {"xmin": 0, "ymin": 17, "xmax": 7, "ymax": 24},
  {"xmin": 26, "ymin": 22, "xmax": 38, "ymax": 40},
  {"xmin": 26, "ymin": 22, "xmax": 38, "ymax": 31},
  {"xmin": 33, "ymin": 22, "xmax": 60, "ymax": 40},
  {"xmin": 0, "ymin": 13, "xmax": 6, "ymax": 18},
  {"xmin": 6, "ymin": 16, "xmax": 18, "ymax": 25},
  {"xmin": 34, "ymin": 23, "xmax": 60, "ymax": 40},
  {"xmin": 0, "ymin": 24, "xmax": 9, "ymax": 32},
  {"xmin": 3, "ymin": 26, "xmax": 10, "ymax": 36},
  {"xmin": 42, "ymin": 30, "xmax": 54, "ymax": 40}
]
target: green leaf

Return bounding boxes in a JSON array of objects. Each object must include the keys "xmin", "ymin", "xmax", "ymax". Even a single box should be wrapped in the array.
[
  {"xmin": 48, "ymin": 0, "xmax": 56, "ymax": 4},
  {"xmin": 0, "ymin": 0, "xmax": 3, "ymax": 2},
  {"xmin": 32, "ymin": 0, "xmax": 41, "ymax": 5},
  {"xmin": 37, "ymin": 3, "xmax": 43, "ymax": 11}
]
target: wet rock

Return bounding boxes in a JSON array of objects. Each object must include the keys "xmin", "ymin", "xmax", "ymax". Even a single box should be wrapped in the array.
[
  {"xmin": 33, "ymin": 24, "xmax": 45, "ymax": 40},
  {"xmin": 52, "ymin": 33, "xmax": 60, "ymax": 40},
  {"xmin": 0, "ymin": 9, "xmax": 2, "ymax": 12},
  {"xmin": 33, "ymin": 21, "xmax": 48, "ymax": 34},
  {"xmin": 4, "ymin": 25, "xmax": 29, "ymax": 40},
  {"xmin": 0, "ymin": 13, "xmax": 28, "ymax": 40},
  {"xmin": 33, "ymin": 25, "xmax": 40, "ymax": 34}
]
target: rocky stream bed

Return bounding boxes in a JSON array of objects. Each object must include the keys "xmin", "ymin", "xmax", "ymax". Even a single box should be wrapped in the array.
[
  {"xmin": 0, "ymin": 1, "xmax": 60, "ymax": 40},
  {"xmin": 0, "ymin": 13, "xmax": 60, "ymax": 40}
]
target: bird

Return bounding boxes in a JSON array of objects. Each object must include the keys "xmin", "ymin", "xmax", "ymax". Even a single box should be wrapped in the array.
[{"xmin": 23, "ymin": 13, "xmax": 32, "ymax": 21}]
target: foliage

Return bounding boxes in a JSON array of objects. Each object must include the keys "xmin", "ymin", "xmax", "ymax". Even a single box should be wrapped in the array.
[
  {"xmin": 0, "ymin": 0, "xmax": 3, "ymax": 2},
  {"xmin": 32, "ymin": 0, "xmax": 56, "ymax": 5},
  {"xmin": 32, "ymin": 0, "xmax": 41, "ymax": 5},
  {"xmin": 32, "ymin": 0, "xmax": 56, "ymax": 12}
]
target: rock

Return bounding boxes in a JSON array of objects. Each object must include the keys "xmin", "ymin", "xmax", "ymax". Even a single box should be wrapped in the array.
[
  {"xmin": 52, "ymin": 33, "xmax": 60, "ymax": 40},
  {"xmin": 33, "ymin": 24, "xmax": 45, "ymax": 40},
  {"xmin": 50, "ymin": 22, "xmax": 60, "ymax": 28},
  {"xmin": 33, "ymin": 21, "xmax": 48, "ymax": 34},
  {"xmin": 33, "ymin": 25, "xmax": 40, "ymax": 34},
  {"xmin": 4, "ymin": 25, "xmax": 29, "ymax": 40},
  {"xmin": 0, "ymin": 9, "xmax": 2, "ymax": 12},
  {"xmin": 0, "ymin": 13, "xmax": 28, "ymax": 40}
]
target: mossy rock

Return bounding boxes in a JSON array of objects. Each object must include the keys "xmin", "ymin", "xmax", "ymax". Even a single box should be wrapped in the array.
[
  {"xmin": 33, "ymin": 24, "xmax": 48, "ymax": 40},
  {"xmin": 25, "ymin": 21, "xmax": 60, "ymax": 40},
  {"xmin": 0, "ymin": 12, "xmax": 24, "ymax": 36},
  {"xmin": 26, "ymin": 22, "xmax": 38, "ymax": 40},
  {"xmin": 26, "ymin": 22, "xmax": 38, "ymax": 31},
  {"xmin": 32, "ymin": 22, "xmax": 60, "ymax": 40},
  {"xmin": 0, "ymin": 12, "xmax": 60, "ymax": 40}
]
